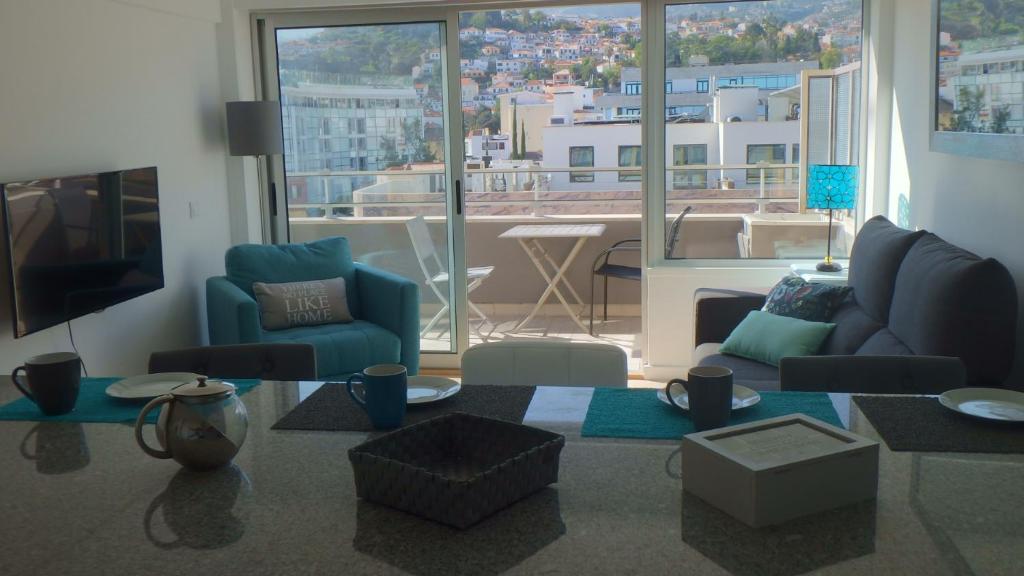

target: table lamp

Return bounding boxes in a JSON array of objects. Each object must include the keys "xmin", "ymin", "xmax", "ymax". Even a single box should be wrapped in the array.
[{"xmin": 807, "ymin": 164, "xmax": 857, "ymax": 272}]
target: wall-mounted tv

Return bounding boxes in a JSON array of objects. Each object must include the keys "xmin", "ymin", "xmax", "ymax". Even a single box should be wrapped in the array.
[{"xmin": 1, "ymin": 167, "xmax": 164, "ymax": 338}]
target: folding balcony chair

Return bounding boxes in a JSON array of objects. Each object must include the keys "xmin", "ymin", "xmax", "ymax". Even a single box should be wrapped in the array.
[{"xmin": 406, "ymin": 215, "xmax": 493, "ymax": 338}]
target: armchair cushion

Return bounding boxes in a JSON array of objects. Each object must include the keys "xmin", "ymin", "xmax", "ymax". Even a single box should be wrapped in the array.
[
  {"xmin": 225, "ymin": 237, "xmax": 361, "ymax": 316},
  {"xmin": 260, "ymin": 320, "xmax": 401, "ymax": 379}
]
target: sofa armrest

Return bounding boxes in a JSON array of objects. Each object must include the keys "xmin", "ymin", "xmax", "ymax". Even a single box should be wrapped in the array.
[
  {"xmin": 355, "ymin": 263, "xmax": 420, "ymax": 375},
  {"xmin": 779, "ymin": 355, "xmax": 966, "ymax": 395},
  {"xmin": 694, "ymin": 288, "xmax": 767, "ymax": 347},
  {"xmin": 206, "ymin": 276, "xmax": 262, "ymax": 345}
]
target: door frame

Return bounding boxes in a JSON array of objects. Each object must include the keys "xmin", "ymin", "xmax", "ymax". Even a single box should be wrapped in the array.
[{"xmin": 254, "ymin": 7, "xmax": 469, "ymax": 368}]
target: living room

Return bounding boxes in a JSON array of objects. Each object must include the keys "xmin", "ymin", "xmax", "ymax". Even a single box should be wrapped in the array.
[{"xmin": 1, "ymin": 0, "xmax": 1023, "ymax": 574}]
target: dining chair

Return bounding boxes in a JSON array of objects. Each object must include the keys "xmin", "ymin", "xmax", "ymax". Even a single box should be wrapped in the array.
[
  {"xmin": 779, "ymin": 355, "xmax": 966, "ymax": 395},
  {"xmin": 148, "ymin": 343, "xmax": 317, "ymax": 381},
  {"xmin": 406, "ymin": 215, "xmax": 494, "ymax": 338},
  {"xmin": 461, "ymin": 340, "xmax": 627, "ymax": 388},
  {"xmin": 590, "ymin": 206, "xmax": 692, "ymax": 335}
]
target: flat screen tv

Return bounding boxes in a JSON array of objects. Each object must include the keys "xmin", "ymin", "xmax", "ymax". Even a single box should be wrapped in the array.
[{"xmin": 1, "ymin": 167, "xmax": 163, "ymax": 338}]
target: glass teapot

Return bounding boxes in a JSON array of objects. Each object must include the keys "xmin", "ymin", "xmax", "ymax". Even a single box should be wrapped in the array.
[{"xmin": 134, "ymin": 377, "xmax": 248, "ymax": 471}]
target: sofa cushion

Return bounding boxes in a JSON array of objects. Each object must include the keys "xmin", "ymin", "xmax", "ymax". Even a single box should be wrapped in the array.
[
  {"xmin": 855, "ymin": 328, "xmax": 913, "ymax": 356},
  {"xmin": 888, "ymin": 233, "xmax": 1018, "ymax": 386},
  {"xmin": 821, "ymin": 301, "xmax": 886, "ymax": 355},
  {"xmin": 226, "ymin": 237, "xmax": 360, "ymax": 316},
  {"xmin": 762, "ymin": 276, "xmax": 852, "ymax": 322},
  {"xmin": 696, "ymin": 345, "xmax": 781, "ymax": 392},
  {"xmin": 848, "ymin": 216, "xmax": 926, "ymax": 323},
  {"xmin": 720, "ymin": 311, "xmax": 836, "ymax": 367},
  {"xmin": 260, "ymin": 320, "xmax": 400, "ymax": 378}
]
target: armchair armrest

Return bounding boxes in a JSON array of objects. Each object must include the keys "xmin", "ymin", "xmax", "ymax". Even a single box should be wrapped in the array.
[
  {"xmin": 355, "ymin": 263, "xmax": 420, "ymax": 375},
  {"xmin": 694, "ymin": 288, "xmax": 767, "ymax": 347},
  {"xmin": 779, "ymin": 355, "xmax": 967, "ymax": 395},
  {"xmin": 206, "ymin": 276, "xmax": 262, "ymax": 345}
]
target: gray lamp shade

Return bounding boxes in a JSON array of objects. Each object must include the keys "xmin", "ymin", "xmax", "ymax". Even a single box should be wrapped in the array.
[{"xmin": 225, "ymin": 101, "xmax": 283, "ymax": 156}]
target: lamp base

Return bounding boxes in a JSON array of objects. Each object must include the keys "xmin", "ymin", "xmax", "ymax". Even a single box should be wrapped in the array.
[{"xmin": 816, "ymin": 261, "xmax": 844, "ymax": 273}]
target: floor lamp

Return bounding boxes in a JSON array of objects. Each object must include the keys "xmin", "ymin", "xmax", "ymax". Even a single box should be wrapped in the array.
[
  {"xmin": 807, "ymin": 164, "xmax": 857, "ymax": 272},
  {"xmin": 225, "ymin": 101, "xmax": 283, "ymax": 242}
]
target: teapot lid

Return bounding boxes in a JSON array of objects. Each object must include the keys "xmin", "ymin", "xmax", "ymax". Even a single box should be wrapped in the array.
[{"xmin": 171, "ymin": 376, "xmax": 236, "ymax": 398}]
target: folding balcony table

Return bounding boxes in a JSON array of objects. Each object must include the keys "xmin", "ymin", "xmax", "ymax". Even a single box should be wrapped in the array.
[{"xmin": 499, "ymin": 223, "xmax": 606, "ymax": 333}]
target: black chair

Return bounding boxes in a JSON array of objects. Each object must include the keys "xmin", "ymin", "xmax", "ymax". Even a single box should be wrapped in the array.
[
  {"xmin": 589, "ymin": 207, "xmax": 692, "ymax": 335},
  {"xmin": 148, "ymin": 343, "xmax": 317, "ymax": 381}
]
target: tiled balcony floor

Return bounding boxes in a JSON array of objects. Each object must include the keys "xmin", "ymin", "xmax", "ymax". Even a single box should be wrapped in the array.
[{"xmin": 419, "ymin": 313, "xmax": 644, "ymax": 373}]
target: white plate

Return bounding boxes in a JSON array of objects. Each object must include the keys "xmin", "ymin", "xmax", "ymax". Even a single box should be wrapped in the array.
[
  {"xmin": 938, "ymin": 387, "xmax": 1024, "ymax": 422},
  {"xmin": 407, "ymin": 376, "xmax": 461, "ymax": 405},
  {"xmin": 657, "ymin": 384, "xmax": 761, "ymax": 411},
  {"xmin": 105, "ymin": 373, "xmax": 203, "ymax": 400}
]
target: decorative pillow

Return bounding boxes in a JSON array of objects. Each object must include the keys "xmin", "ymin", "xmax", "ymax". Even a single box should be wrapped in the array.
[
  {"xmin": 762, "ymin": 276, "xmax": 852, "ymax": 322},
  {"xmin": 253, "ymin": 277, "xmax": 354, "ymax": 331},
  {"xmin": 720, "ymin": 310, "xmax": 836, "ymax": 367}
]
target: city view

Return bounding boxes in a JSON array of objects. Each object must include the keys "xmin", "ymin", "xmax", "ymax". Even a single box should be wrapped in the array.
[
  {"xmin": 937, "ymin": 0, "xmax": 1024, "ymax": 134},
  {"xmin": 273, "ymin": 1, "xmax": 864, "ymax": 355}
]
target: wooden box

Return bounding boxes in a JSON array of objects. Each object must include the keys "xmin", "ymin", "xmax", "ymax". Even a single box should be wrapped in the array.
[{"xmin": 680, "ymin": 414, "xmax": 879, "ymax": 528}]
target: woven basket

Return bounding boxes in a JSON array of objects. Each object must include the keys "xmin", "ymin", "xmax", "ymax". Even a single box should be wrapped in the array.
[{"xmin": 348, "ymin": 412, "xmax": 565, "ymax": 529}]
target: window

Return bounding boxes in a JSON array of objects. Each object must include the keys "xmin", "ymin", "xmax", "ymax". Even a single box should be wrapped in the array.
[
  {"xmin": 625, "ymin": 82, "xmax": 642, "ymax": 95},
  {"xmin": 672, "ymin": 144, "xmax": 707, "ymax": 189},
  {"xmin": 570, "ymin": 146, "xmax": 594, "ymax": 183},
  {"xmin": 665, "ymin": 81, "xmax": 673, "ymax": 94},
  {"xmin": 746, "ymin": 144, "xmax": 786, "ymax": 184},
  {"xmin": 696, "ymin": 79, "xmax": 709, "ymax": 93},
  {"xmin": 791, "ymin": 143, "xmax": 800, "ymax": 164},
  {"xmin": 618, "ymin": 145, "xmax": 642, "ymax": 182}
]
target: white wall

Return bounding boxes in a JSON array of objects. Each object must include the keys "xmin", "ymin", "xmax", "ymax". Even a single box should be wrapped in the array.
[
  {"xmin": 0, "ymin": 0, "xmax": 232, "ymax": 375},
  {"xmin": 886, "ymin": 0, "xmax": 1024, "ymax": 384}
]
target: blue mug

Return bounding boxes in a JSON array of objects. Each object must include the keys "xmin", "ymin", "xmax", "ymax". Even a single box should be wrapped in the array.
[{"xmin": 347, "ymin": 364, "xmax": 407, "ymax": 429}]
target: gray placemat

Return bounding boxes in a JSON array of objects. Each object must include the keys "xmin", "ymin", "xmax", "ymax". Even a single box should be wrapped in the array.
[
  {"xmin": 853, "ymin": 396, "xmax": 1024, "ymax": 453},
  {"xmin": 272, "ymin": 383, "xmax": 536, "ymax": 432}
]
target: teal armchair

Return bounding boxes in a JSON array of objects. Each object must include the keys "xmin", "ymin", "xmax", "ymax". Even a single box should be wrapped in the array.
[{"xmin": 207, "ymin": 237, "xmax": 420, "ymax": 379}]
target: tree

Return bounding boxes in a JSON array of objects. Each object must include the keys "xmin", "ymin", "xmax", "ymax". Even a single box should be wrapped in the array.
[
  {"xmin": 510, "ymin": 99, "xmax": 520, "ymax": 159},
  {"xmin": 950, "ymin": 86, "xmax": 986, "ymax": 132},
  {"xmin": 820, "ymin": 47, "xmax": 841, "ymax": 70},
  {"xmin": 380, "ymin": 136, "xmax": 403, "ymax": 168},
  {"xmin": 991, "ymin": 105, "xmax": 1011, "ymax": 134},
  {"xmin": 402, "ymin": 118, "xmax": 436, "ymax": 163},
  {"xmin": 519, "ymin": 120, "xmax": 527, "ymax": 158}
]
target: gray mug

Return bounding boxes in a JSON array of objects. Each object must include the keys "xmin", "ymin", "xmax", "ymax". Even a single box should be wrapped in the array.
[{"xmin": 666, "ymin": 366, "xmax": 734, "ymax": 431}]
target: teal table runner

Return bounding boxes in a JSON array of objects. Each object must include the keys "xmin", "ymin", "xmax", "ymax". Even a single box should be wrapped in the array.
[
  {"xmin": 0, "ymin": 377, "xmax": 261, "ymax": 424},
  {"xmin": 581, "ymin": 388, "xmax": 843, "ymax": 440}
]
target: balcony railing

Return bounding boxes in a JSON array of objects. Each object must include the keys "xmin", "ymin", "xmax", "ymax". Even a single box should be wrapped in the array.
[{"xmin": 285, "ymin": 164, "xmax": 801, "ymax": 218}]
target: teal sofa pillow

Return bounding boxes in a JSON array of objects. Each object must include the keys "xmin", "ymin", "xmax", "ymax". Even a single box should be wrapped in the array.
[{"xmin": 720, "ymin": 310, "xmax": 836, "ymax": 367}]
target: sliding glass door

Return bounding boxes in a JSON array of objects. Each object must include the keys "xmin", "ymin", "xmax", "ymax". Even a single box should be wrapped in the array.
[{"xmin": 259, "ymin": 9, "xmax": 468, "ymax": 364}]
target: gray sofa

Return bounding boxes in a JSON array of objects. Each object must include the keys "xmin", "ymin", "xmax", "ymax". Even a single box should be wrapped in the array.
[{"xmin": 694, "ymin": 216, "xmax": 1018, "ymax": 392}]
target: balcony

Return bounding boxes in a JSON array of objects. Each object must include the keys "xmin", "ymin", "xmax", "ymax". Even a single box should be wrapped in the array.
[{"xmin": 284, "ymin": 165, "xmax": 853, "ymax": 371}]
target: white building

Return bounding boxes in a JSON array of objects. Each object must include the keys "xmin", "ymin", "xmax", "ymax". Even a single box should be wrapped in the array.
[
  {"xmin": 543, "ymin": 84, "xmax": 800, "ymax": 192},
  {"xmin": 597, "ymin": 60, "xmax": 818, "ymax": 120},
  {"xmin": 948, "ymin": 46, "xmax": 1024, "ymax": 134},
  {"xmin": 465, "ymin": 130, "xmax": 511, "ymax": 163}
]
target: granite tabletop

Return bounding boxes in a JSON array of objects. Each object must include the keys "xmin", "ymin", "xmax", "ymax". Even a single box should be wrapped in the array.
[{"xmin": 1, "ymin": 379, "xmax": 1022, "ymax": 576}]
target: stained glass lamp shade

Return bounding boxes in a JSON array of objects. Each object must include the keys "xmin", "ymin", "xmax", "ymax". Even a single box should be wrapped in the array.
[{"xmin": 807, "ymin": 164, "xmax": 857, "ymax": 272}]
